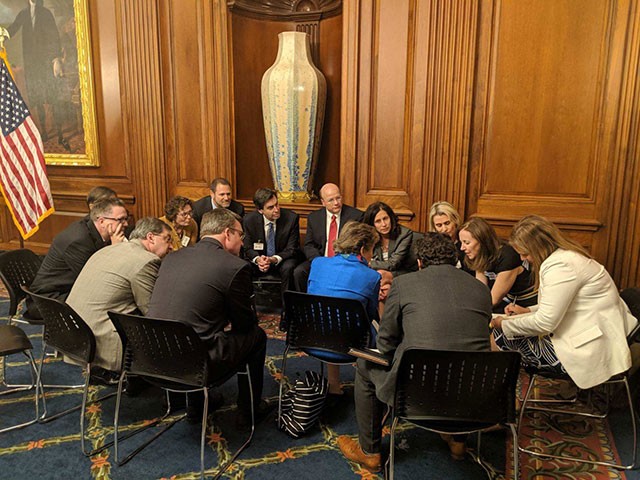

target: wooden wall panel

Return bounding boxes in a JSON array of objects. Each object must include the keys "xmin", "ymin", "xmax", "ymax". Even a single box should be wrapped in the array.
[
  {"xmin": 159, "ymin": 0, "xmax": 230, "ymax": 203},
  {"xmin": 468, "ymin": 0, "xmax": 634, "ymax": 265},
  {"xmin": 346, "ymin": 0, "xmax": 479, "ymax": 229}
]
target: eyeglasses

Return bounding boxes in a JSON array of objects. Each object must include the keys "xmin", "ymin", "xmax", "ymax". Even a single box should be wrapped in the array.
[
  {"xmin": 178, "ymin": 210, "xmax": 193, "ymax": 218},
  {"xmin": 228, "ymin": 227, "xmax": 245, "ymax": 240},
  {"xmin": 102, "ymin": 216, "xmax": 128, "ymax": 224},
  {"xmin": 153, "ymin": 233, "xmax": 172, "ymax": 243},
  {"xmin": 324, "ymin": 196, "xmax": 342, "ymax": 204}
]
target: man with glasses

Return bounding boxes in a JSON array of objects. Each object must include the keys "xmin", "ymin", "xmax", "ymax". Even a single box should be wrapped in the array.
[
  {"xmin": 148, "ymin": 208, "xmax": 271, "ymax": 426},
  {"xmin": 26, "ymin": 197, "xmax": 129, "ymax": 319},
  {"xmin": 192, "ymin": 177, "xmax": 245, "ymax": 231},
  {"xmin": 293, "ymin": 182, "xmax": 363, "ymax": 291},
  {"xmin": 66, "ymin": 218, "xmax": 173, "ymax": 378}
]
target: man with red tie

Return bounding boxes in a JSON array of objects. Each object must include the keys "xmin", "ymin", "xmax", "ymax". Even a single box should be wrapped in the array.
[{"xmin": 293, "ymin": 183, "xmax": 363, "ymax": 291}]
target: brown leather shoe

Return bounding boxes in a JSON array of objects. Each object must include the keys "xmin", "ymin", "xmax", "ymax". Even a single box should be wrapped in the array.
[
  {"xmin": 439, "ymin": 433, "xmax": 466, "ymax": 460},
  {"xmin": 337, "ymin": 435, "xmax": 381, "ymax": 473}
]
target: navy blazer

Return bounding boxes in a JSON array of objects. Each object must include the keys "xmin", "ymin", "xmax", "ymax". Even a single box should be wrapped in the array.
[
  {"xmin": 242, "ymin": 208, "xmax": 300, "ymax": 262},
  {"xmin": 303, "ymin": 204, "xmax": 363, "ymax": 261}
]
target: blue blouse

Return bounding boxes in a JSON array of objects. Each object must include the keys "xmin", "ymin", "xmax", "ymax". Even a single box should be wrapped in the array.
[{"xmin": 308, "ymin": 253, "xmax": 381, "ymax": 322}]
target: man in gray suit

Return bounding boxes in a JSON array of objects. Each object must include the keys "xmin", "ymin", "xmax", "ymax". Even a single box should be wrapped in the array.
[
  {"xmin": 336, "ymin": 232, "xmax": 492, "ymax": 473},
  {"xmin": 66, "ymin": 217, "xmax": 173, "ymax": 373}
]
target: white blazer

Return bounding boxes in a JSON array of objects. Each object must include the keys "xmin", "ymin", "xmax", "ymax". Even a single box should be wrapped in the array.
[{"xmin": 502, "ymin": 249, "xmax": 637, "ymax": 389}]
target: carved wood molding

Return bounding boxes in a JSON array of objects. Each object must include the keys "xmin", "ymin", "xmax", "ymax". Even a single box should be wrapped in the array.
[
  {"xmin": 227, "ymin": 0, "xmax": 341, "ymax": 21},
  {"xmin": 418, "ymin": 0, "xmax": 479, "ymax": 226},
  {"xmin": 609, "ymin": 1, "xmax": 640, "ymax": 287},
  {"xmin": 117, "ymin": 0, "xmax": 167, "ymax": 218}
]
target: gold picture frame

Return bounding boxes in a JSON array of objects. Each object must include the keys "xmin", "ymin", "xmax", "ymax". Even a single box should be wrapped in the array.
[{"xmin": 3, "ymin": 0, "xmax": 99, "ymax": 166}]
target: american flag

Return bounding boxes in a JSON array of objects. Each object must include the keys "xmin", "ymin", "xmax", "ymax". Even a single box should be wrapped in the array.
[{"xmin": 0, "ymin": 51, "xmax": 54, "ymax": 239}]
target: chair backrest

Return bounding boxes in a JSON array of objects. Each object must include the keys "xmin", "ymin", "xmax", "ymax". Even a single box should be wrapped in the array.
[
  {"xmin": 393, "ymin": 349, "xmax": 521, "ymax": 426},
  {"xmin": 621, "ymin": 288, "xmax": 640, "ymax": 344},
  {"xmin": 22, "ymin": 287, "xmax": 95, "ymax": 365},
  {"xmin": 0, "ymin": 249, "xmax": 42, "ymax": 316},
  {"xmin": 283, "ymin": 290, "xmax": 371, "ymax": 354},
  {"xmin": 108, "ymin": 311, "xmax": 209, "ymax": 388}
]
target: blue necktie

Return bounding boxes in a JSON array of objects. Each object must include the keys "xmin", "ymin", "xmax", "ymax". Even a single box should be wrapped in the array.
[{"xmin": 266, "ymin": 222, "xmax": 275, "ymax": 257}]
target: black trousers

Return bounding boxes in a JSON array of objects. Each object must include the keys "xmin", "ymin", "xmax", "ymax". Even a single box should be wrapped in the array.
[{"xmin": 207, "ymin": 324, "xmax": 267, "ymax": 414}]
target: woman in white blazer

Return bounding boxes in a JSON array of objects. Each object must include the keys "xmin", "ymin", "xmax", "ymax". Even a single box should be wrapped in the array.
[{"xmin": 491, "ymin": 215, "xmax": 637, "ymax": 390}]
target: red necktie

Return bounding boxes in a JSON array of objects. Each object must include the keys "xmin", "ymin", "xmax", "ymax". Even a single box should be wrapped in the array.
[{"xmin": 327, "ymin": 215, "xmax": 337, "ymax": 257}]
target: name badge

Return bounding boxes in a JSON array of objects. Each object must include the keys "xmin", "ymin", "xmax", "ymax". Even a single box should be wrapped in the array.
[
  {"xmin": 253, "ymin": 242, "xmax": 264, "ymax": 251},
  {"xmin": 181, "ymin": 235, "xmax": 191, "ymax": 247}
]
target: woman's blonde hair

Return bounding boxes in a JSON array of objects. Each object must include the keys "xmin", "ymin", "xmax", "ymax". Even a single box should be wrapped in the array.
[
  {"xmin": 428, "ymin": 201, "xmax": 462, "ymax": 232},
  {"xmin": 459, "ymin": 217, "xmax": 501, "ymax": 272},
  {"xmin": 333, "ymin": 221, "xmax": 379, "ymax": 255},
  {"xmin": 510, "ymin": 215, "xmax": 590, "ymax": 286}
]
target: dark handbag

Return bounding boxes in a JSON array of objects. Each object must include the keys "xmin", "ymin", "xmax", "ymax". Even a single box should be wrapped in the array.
[{"xmin": 278, "ymin": 370, "xmax": 328, "ymax": 438}]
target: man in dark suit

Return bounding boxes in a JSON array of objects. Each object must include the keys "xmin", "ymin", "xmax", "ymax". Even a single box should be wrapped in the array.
[
  {"xmin": 336, "ymin": 233, "xmax": 492, "ymax": 473},
  {"xmin": 292, "ymin": 182, "xmax": 363, "ymax": 291},
  {"xmin": 26, "ymin": 197, "xmax": 129, "ymax": 318},
  {"xmin": 243, "ymin": 188, "xmax": 300, "ymax": 293},
  {"xmin": 147, "ymin": 208, "xmax": 269, "ymax": 428},
  {"xmin": 192, "ymin": 177, "xmax": 245, "ymax": 230}
]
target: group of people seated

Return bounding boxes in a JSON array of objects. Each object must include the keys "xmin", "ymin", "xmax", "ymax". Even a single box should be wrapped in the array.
[{"xmin": 21, "ymin": 177, "xmax": 639, "ymax": 472}]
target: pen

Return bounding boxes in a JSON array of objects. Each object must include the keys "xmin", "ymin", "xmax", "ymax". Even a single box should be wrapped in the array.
[{"xmin": 509, "ymin": 295, "xmax": 517, "ymax": 316}]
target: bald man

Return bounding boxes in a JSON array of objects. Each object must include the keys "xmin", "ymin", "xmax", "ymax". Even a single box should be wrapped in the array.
[{"xmin": 293, "ymin": 183, "xmax": 363, "ymax": 291}]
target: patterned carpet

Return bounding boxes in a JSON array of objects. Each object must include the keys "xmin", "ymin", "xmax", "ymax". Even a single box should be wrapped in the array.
[{"xmin": 0, "ymin": 302, "xmax": 637, "ymax": 479}]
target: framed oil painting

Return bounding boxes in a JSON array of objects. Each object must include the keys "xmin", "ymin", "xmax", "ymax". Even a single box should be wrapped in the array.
[{"xmin": 0, "ymin": 0, "xmax": 99, "ymax": 166}]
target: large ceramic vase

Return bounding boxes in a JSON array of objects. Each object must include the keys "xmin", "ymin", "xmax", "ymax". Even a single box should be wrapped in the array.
[{"xmin": 261, "ymin": 31, "xmax": 326, "ymax": 202}]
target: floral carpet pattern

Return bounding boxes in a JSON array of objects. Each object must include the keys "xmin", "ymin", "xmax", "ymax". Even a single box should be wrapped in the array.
[{"xmin": 0, "ymin": 303, "xmax": 636, "ymax": 479}]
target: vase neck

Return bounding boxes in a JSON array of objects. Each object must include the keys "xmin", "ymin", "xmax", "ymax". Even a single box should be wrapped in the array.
[{"xmin": 276, "ymin": 32, "xmax": 313, "ymax": 64}]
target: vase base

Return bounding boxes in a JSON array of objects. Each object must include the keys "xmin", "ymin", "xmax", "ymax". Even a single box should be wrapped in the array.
[{"xmin": 277, "ymin": 190, "xmax": 311, "ymax": 203}]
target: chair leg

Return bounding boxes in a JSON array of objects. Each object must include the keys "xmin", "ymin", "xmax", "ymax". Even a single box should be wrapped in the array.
[
  {"xmin": 389, "ymin": 416, "xmax": 399, "ymax": 480},
  {"xmin": 0, "ymin": 350, "xmax": 42, "ymax": 433},
  {"xmin": 212, "ymin": 363, "xmax": 255, "ymax": 480},
  {"xmin": 509, "ymin": 424, "xmax": 518, "ymax": 480},
  {"xmin": 278, "ymin": 345, "xmax": 290, "ymax": 428},
  {"xmin": 519, "ymin": 375, "xmax": 637, "ymax": 469},
  {"xmin": 80, "ymin": 364, "xmax": 117, "ymax": 457},
  {"xmin": 113, "ymin": 380, "xmax": 183, "ymax": 466},
  {"xmin": 0, "ymin": 348, "xmax": 38, "ymax": 395}
]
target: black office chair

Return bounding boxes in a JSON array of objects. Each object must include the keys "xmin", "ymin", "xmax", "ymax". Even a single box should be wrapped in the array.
[
  {"xmin": 108, "ymin": 311, "xmax": 255, "ymax": 480},
  {"xmin": 517, "ymin": 287, "xmax": 640, "ymax": 469},
  {"xmin": 0, "ymin": 249, "xmax": 43, "ymax": 391},
  {"xmin": 0, "ymin": 249, "xmax": 43, "ymax": 326},
  {"xmin": 0, "ymin": 323, "xmax": 42, "ymax": 433},
  {"xmin": 24, "ymin": 288, "xmax": 116, "ymax": 456},
  {"xmin": 388, "ymin": 349, "xmax": 521, "ymax": 480},
  {"xmin": 278, "ymin": 291, "xmax": 372, "ymax": 427}
]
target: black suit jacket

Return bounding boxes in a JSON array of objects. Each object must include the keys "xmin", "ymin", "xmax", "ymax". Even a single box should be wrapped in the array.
[
  {"xmin": 242, "ymin": 208, "xmax": 300, "ymax": 262},
  {"xmin": 147, "ymin": 238, "xmax": 257, "ymax": 363},
  {"xmin": 192, "ymin": 195, "xmax": 245, "ymax": 230},
  {"xmin": 303, "ymin": 204, "xmax": 363, "ymax": 260},
  {"xmin": 29, "ymin": 217, "xmax": 107, "ymax": 300}
]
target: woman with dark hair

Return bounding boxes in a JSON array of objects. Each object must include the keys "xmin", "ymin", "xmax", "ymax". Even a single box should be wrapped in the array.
[
  {"xmin": 308, "ymin": 221, "xmax": 381, "ymax": 394},
  {"xmin": 159, "ymin": 196, "xmax": 198, "ymax": 251},
  {"xmin": 459, "ymin": 217, "xmax": 536, "ymax": 312},
  {"xmin": 491, "ymin": 215, "xmax": 637, "ymax": 388},
  {"xmin": 363, "ymin": 202, "xmax": 416, "ymax": 277}
]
